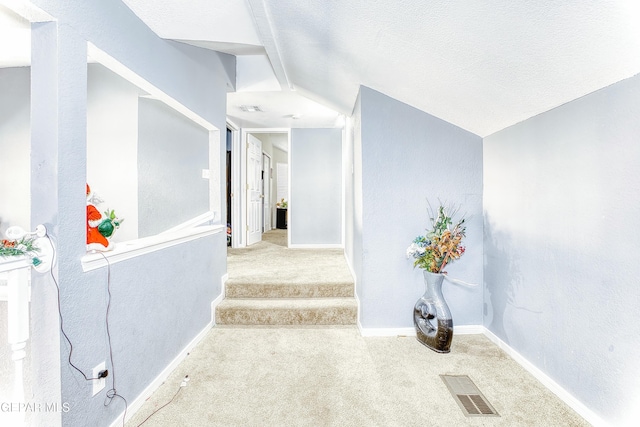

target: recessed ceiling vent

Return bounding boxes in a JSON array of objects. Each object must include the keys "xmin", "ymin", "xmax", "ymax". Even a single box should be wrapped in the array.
[
  {"xmin": 440, "ymin": 375, "xmax": 499, "ymax": 417},
  {"xmin": 239, "ymin": 105, "xmax": 263, "ymax": 112}
]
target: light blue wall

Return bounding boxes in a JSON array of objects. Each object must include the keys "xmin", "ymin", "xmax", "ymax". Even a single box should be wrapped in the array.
[
  {"xmin": 483, "ymin": 73, "xmax": 640, "ymax": 425},
  {"xmin": 353, "ymin": 87, "xmax": 483, "ymax": 329},
  {"xmin": 290, "ymin": 128, "xmax": 343, "ymax": 245},
  {"xmin": 27, "ymin": 1, "xmax": 234, "ymax": 425},
  {"xmin": 138, "ymin": 98, "xmax": 210, "ymax": 236}
]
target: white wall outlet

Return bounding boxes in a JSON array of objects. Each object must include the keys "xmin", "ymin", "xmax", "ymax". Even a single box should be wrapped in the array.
[
  {"xmin": 92, "ymin": 362, "xmax": 106, "ymax": 396},
  {"xmin": 202, "ymin": 169, "xmax": 210, "ymax": 179}
]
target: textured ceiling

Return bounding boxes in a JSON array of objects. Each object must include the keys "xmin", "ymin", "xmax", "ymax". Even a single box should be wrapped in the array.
[
  {"xmin": 259, "ymin": 0, "xmax": 640, "ymax": 136},
  {"xmin": 108, "ymin": 1, "xmax": 640, "ymax": 135}
]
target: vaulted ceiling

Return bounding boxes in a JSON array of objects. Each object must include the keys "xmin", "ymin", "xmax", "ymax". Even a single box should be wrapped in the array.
[{"xmin": 82, "ymin": 1, "xmax": 640, "ymax": 135}]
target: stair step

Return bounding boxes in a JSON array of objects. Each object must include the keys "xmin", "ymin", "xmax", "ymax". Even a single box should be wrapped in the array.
[
  {"xmin": 225, "ymin": 281, "xmax": 354, "ymax": 298},
  {"xmin": 215, "ymin": 298, "xmax": 358, "ymax": 326}
]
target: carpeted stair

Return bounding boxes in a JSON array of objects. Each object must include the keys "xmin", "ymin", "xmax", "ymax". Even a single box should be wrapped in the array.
[{"xmin": 216, "ymin": 230, "xmax": 357, "ymax": 326}]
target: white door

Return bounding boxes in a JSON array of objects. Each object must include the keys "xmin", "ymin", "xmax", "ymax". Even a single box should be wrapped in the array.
[
  {"xmin": 262, "ymin": 153, "xmax": 272, "ymax": 232},
  {"xmin": 246, "ymin": 134, "xmax": 263, "ymax": 245}
]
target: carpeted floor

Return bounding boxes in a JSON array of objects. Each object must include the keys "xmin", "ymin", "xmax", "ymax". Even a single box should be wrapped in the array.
[
  {"xmin": 218, "ymin": 229, "xmax": 357, "ymax": 325},
  {"xmin": 261, "ymin": 228, "xmax": 288, "ymax": 247},
  {"xmin": 126, "ymin": 230, "xmax": 589, "ymax": 426},
  {"xmin": 126, "ymin": 327, "xmax": 588, "ymax": 426},
  {"xmin": 225, "ymin": 229, "xmax": 353, "ymax": 290}
]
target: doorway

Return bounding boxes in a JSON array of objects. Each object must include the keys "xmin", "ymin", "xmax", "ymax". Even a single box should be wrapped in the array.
[{"xmin": 233, "ymin": 128, "xmax": 290, "ymax": 247}]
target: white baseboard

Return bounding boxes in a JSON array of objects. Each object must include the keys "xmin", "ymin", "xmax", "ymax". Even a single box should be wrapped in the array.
[
  {"xmin": 342, "ymin": 251, "xmax": 361, "ymax": 329},
  {"xmin": 212, "ymin": 274, "xmax": 228, "ymax": 324},
  {"xmin": 355, "ymin": 323, "xmax": 604, "ymax": 425},
  {"xmin": 109, "ymin": 319, "xmax": 213, "ymax": 427},
  {"xmin": 454, "ymin": 325, "xmax": 484, "ymax": 334},
  {"xmin": 359, "ymin": 327, "xmax": 416, "ymax": 337},
  {"xmin": 358, "ymin": 324, "xmax": 483, "ymax": 337},
  {"xmin": 288, "ymin": 243, "xmax": 343, "ymax": 249},
  {"xmin": 220, "ymin": 273, "xmax": 228, "ymax": 297},
  {"xmin": 482, "ymin": 328, "xmax": 607, "ymax": 427}
]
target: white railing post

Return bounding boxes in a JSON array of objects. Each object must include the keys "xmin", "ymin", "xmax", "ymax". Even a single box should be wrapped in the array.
[
  {"xmin": 1, "ymin": 225, "xmax": 51, "ymax": 425},
  {"xmin": 1, "ymin": 259, "xmax": 31, "ymax": 426},
  {"xmin": 8, "ymin": 265, "xmax": 29, "ymax": 404}
]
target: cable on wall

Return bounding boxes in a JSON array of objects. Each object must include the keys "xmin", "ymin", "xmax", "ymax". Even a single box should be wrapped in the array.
[
  {"xmin": 46, "ymin": 233, "xmax": 102, "ymax": 382},
  {"xmin": 46, "ymin": 234, "xmax": 128, "ymax": 426},
  {"xmin": 98, "ymin": 252, "xmax": 128, "ymax": 426}
]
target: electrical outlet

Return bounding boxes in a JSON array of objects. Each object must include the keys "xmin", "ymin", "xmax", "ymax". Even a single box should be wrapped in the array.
[
  {"xmin": 202, "ymin": 169, "xmax": 210, "ymax": 179},
  {"xmin": 92, "ymin": 362, "xmax": 106, "ymax": 396}
]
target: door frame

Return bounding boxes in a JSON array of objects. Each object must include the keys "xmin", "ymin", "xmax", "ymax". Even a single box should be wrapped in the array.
[
  {"xmin": 262, "ymin": 152, "xmax": 272, "ymax": 232},
  {"xmin": 226, "ymin": 119, "xmax": 242, "ymax": 248},
  {"xmin": 237, "ymin": 128, "xmax": 290, "ymax": 248}
]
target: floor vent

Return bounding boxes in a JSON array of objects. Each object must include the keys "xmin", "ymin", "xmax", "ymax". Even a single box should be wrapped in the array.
[{"xmin": 440, "ymin": 375, "xmax": 500, "ymax": 417}]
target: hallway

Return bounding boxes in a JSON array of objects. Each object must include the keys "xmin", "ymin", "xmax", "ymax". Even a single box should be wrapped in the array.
[{"xmin": 125, "ymin": 234, "xmax": 589, "ymax": 426}]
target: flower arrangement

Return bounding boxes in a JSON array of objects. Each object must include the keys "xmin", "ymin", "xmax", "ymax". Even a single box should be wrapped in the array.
[
  {"xmin": 276, "ymin": 198, "xmax": 288, "ymax": 209},
  {"xmin": 407, "ymin": 204, "xmax": 466, "ymax": 273},
  {"xmin": 0, "ymin": 235, "xmax": 42, "ymax": 266}
]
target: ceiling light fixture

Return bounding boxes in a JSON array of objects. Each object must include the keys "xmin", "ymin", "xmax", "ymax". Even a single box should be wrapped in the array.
[{"xmin": 239, "ymin": 105, "xmax": 263, "ymax": 112}]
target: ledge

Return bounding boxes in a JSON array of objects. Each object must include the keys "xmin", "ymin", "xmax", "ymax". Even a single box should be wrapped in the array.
[
  {"xmin": 81, "ymin": 224, "xmax": 224, "ymax": 272},
  {"xmin": 0, "ymin": 257, "xmax": 32, "ymax": 274}
]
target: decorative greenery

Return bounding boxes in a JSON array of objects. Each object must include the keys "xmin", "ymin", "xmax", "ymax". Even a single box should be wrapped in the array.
[
  {"xmin": 98, "ymin": 209, "xmax": 122, "ymax": 238},
  {"xmin": 276, "ymin": 198, "xmax": 288, "ymax": 209},
  {"xmin": 407, "ymin": 203, "xmax": 466, "ymax": 273},
  {"xmin": 0, "ymin": 236, "xmax": 42, "ymax": 266}
]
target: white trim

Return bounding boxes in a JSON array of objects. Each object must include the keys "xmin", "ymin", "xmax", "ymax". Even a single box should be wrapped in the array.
[
  {"xmin": 0, "ymin": 0, "xmax": 54, "ymax": 22},
  {"xmin": 358, "ymin": 324, "xmax": 483, "ymax": 337},
  {"xmin": 483, "ymin": 328, "xmax": 608, "ymax": 427},
  {"xmin": 287, "ymin": 131, "xmax": 292, "ymax": 248},
  {"xmin": 0, "ymin": 257, "xmax": 32, "ymax": 273},
  {"xmin": 87, "ymin": 44, "xmax": 216, "ymax": 132},
  {"xmin": 288, "ymin": 243, "xmax": 343, "ymax": 249},
  {"xmin": 360, "ymin": 327, "xmax": 417, "ymax": 337},
  {"xmin": 212, "ymin": 273, "xmax": 229, "ymax": 324},
  {"xmin": 342, "ymin": 249, "xmax": 362, "ymax": 333},
  {"xmin": 108, "ymin": 320, "xmax": 213, "ymax": 427},
  {"xmin": 226, "ymin": 120, "xmax": 242, "ymax": 248},
  {"xmin": 81, "ymin": 225, "xmax": 224, "ymax": 272},
  {"xmin": 287, "ymin": 237, "xmax": 605, "ymax": 427},
  {"xmin": 454, "ymin": 325, "xmax": 484, "ymax": 334},
  {"xmin": 354, "ymin": 324, "xmax": 606, "ymax": 425},
  {"xmin": 162, "ymin": 212, "xmax": 216, "ymax": 233},
  {"xmin": 341, "ymin": 122, "xmax": 347, "ymax": 248},
  {"xmin": 262, "ymin": 152, "xmax": 272, "ymax": 232}
]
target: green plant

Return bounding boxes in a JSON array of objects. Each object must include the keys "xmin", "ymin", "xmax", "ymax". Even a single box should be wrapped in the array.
[
  {"xmin": 0, "ymin": 236, "xmax": 42, "ymax": 266},
  {"xmin": 407, "ymin": 204, "xmax": 466, "ymax": 273}
]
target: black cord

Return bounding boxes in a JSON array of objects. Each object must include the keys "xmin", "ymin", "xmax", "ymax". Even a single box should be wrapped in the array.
[
  {"xmin": 136, "ymin": 384, "xmax": 184, "ymax": 427},
  {"xmin": 46, "ymin": 234, "xmax": 101, "ymax": 382},
  {"xmin": 46, "ymin": 234, "xmax": 128, "ymax": 426},
  {"xmin": 98, "ymin": 253, "xmax": 128, "ymax": 427},
  {"xmin": 100, "ymin": 254, "xmax": 190, "ymax": 427}
]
